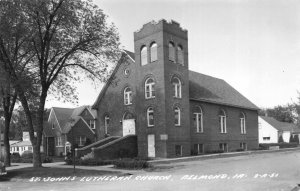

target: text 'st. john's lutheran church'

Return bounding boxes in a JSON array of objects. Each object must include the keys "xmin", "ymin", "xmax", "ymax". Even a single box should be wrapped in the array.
[{"xmin": 92, "ymin": 20, "xmax": 259, "ymax": 158}]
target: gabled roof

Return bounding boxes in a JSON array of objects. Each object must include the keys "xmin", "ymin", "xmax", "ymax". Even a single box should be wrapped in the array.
[
  {"xmin": 92, "ymin": 50, "xmax": 134, "ymax": 109},
  {"xmin": 48, "ymin": 105, "xmax": 96, "ymax": 134},
  {"xmin": 260, "ymin": 116, "xmax": 298, "ymax": 132},
  {"xmin": 93, "ymin": 50, "xmax": 258, "ymax": 110},
  {"xmin": 62, "ymin": 116, "xmax": 95, "ymax": 134},
  {"xmin": 52, "ymin": 107, "xmax": 74, "ymax": 130},
  {"xmin": 189, "ymin": 71, "xmax": 259, "ymax": 110}
]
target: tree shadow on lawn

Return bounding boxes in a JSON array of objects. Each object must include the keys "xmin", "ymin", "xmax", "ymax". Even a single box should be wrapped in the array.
[{"xmin": 0, "ymin": 167, "xmax": 127, "ymax": 182}]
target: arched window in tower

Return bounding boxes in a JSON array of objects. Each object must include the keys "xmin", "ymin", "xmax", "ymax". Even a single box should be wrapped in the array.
[
  {"xmin": 177, "ymin": 45, "xmax": 184, "ymax": 65},
  {"xmin": 124, "ymin": 87, "xmax": 132, "ymax": 105},
  {"xmin": 147, "ymin": 107, "xmax": 154, "ymax": 127},
  {"xmin": 150, "ymin": 42, "xmax": 158, "ymax": 62},
  {"xmin": 219, "ymin": 110, "xmax": 227, "ymax": 133},
  {"xmin": 172, "ymin": 77, "xmax": 182, "ymax": 98},
  {"xmin": 141, "ymin": 46, "xmax": 148, "ymax": 65},
  {"xmin": 145, "ymin": 77, "xmax": 155, "ymax": 99},
  {"xmin": 174, "ymin": 107, "xmax": 181, "ymax": 126},
  {"xmin": 194, "ymin": 106, "xmax": 203, "ymax": 133},
  {"xmin": 169, "ymin": 42, "xmax": 175, "ymax": 62},
  {"xmin": 240, "ymin": 112, "xmax": 246, "ymax": 134}
]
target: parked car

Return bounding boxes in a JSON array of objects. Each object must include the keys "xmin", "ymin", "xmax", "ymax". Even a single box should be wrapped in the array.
[{"xmin": 0, "ymin": 161, "xmax": 7, "ymax": 175}]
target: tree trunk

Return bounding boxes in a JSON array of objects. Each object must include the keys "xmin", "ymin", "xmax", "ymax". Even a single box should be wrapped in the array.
[
  {"xmin": 3, "ymin": 117, "xmax": 11, "ymax": 167},
  {"xmin": 31, "ymin": 89, "xmax": 47, "ymax": 168}
]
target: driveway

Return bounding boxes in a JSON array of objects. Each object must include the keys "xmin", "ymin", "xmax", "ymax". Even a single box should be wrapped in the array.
[{"xmin": 1, "ymin": 150, "xmax": 300, "ymax": 191}]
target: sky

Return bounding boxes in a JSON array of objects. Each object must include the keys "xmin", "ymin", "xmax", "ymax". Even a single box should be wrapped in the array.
[{"xmin": 45, "ymin": 0, "xmax": 300, "ymax": 109}]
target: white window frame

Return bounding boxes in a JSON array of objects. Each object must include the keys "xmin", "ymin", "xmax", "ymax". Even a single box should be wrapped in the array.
[
  {"xmin": 194, "ymin": 111, "xmax": 203, "ymax": 133},
  {"xmin": 150, "ymin": 42, "xmax": 158, "ymax": 62},
  {"xmin": 219, "ymin": 110, "xmax": 227, "ymax": 133},
  {"xmin": 240, "ymin": 113, "xmax": 246, "ymax": 134},
  {"xmin": 56, "ymin": 137, "xmax": 62, "ymax": 147},
  {"xmin": 145, "ymin": 78, "xmax": 155, "ymax": 99},
  {"xmin": 76, "ymin": 136, "xmax": 86, "ymax": 146},
  {"xmin": 90, "ymin": 120, "xmax": 95, "ymax": 129},
  {"xmin": 219, "ymin": 143, "xmax": 228, "ymax": 152},
  {"xmin": 147, "ymin": 107, "xmax": 154, "ymax": 127},
  {"xmin": 195, "ymin": 144, "xmax": 204, "ymax": 154},
  {"xmin": 172, "ymin": 77, "xmax": 182, "ymax": 98},
  {"xmin": 141, "ymin": 46, "xmax": 148, "ymax": 66},
  {"xmin": 104, "ymin": 115, "xmax": 110, "ymax": 134},
  {"xmin": 174, "ymin": 107, "xmax": 181, "ymax": 126},
  {"xmin": 124, "ymin": 87, "xmax": 132, "ymax": 105}
]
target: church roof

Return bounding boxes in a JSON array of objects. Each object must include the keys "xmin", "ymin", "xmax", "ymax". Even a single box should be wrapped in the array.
[
  {"xmin": 93, "ymin": 50, "xmax": 258, "ymax": 110},
  {"xmin": 189, "ymin": 71, "xmax": 258, "ymax": 110}
]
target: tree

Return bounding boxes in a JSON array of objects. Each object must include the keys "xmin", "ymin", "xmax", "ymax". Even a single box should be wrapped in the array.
[
  {"xmin": 0, "ymin": 0, "xmax": 120, "ymax": 167},
  {"xmin": 261, "ymin": 105, "xmax": 296, "ymax": 123},
  {"xmin": 0, "ymin": 72, "xmax": 17, "ymax": 167}
]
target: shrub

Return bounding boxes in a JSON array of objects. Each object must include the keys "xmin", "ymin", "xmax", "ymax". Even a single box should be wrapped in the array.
[
  {"xmin": 11, "ymin": 153, "xmax": 21, "ymax": 163},
  {"xmin": 21, "ymin": 151, "xmax": 33, "ymax": 159},
  {"xmin": 205, "ymin": 150, "xmax": 224, "ymax": 154},
  {"xmin": 43, "ymin": 157, "xmax": 53, "ymax": 163},
  {"xmin": 235, "ymin": 148, "xmax": 245, "ymax": 152},
  {"xmin": 113, "ymin": 158, "xmax": 151, "ymax": 169}
]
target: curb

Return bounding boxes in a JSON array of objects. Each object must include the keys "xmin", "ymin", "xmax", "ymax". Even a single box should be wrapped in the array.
[{"xmin": 149, "ymin": 147, "xmax": 300, "ymax": 164}]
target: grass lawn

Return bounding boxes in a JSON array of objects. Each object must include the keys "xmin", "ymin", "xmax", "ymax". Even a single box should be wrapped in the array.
[{"xmin": 0, "ymin": 167, "xmax": 125, "ymax": 182}]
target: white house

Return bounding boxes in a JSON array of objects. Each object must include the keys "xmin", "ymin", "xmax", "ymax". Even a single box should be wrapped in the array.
[
  {"xmin": 10, "ymin": 132, "xmax": 43, "ymax": 156},
  {"xmin": 259, "ymin": 116, "xmax": 299, "ymax": 144}
]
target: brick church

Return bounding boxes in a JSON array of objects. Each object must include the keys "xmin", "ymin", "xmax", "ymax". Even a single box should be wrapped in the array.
[{"xmin": 92, "ymin": 19, "xmax": 259, "ymax": 158}]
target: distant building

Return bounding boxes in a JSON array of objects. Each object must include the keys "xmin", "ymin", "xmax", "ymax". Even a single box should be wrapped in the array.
[
  {"xmin": 10, "ymin": 132, "xmax": 43, "ymax": 156},
  {"xmin": 91, "ymin": 19, "xmax": 259, "ymax": 158},
  {"xmin": 44, "ymin": 106, "xmax": 97, "ymax": 156},
  {"xmin": 258, "ymin": 116, "xmax": 300, "ymax": 143}
]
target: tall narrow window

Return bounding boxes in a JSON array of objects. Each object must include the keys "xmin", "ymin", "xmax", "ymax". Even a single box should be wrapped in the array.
[
  {"xmin": 90, "ymin": 120, "xmax": 95, "ymax": 129},
  {"xmin": 240, "ymin": 112, "xmax": 246, "ymax": 134},
  {"xmin": 124, "ymin": 87, "xmax": 132, "ymax": 105},
  {"xmin": 174, "ymin": 107, "xmax": 181, "ymax": 126},
  {"xmin": 147, "ymin": 107, "xmax": 154, "ymax": 127},
  {"xmin": 219, "ymin": 110, "xmax": 227, "ymax": 133},
  {"xmin": 150, "ymin": 42, "xmax": 157, "ymax": 62},
  {"xmin": 141, "ymin": 46, "xmax": 148, "ymax": 65},
  {"xmin": 194, "ymin": 107, "xmax": 203, "ymax": 133},
  {"xmin": 145, "ymin": 78, "xmax": 155, "ymax": 99},
  {"xmin": 56, "ymin": 137, "xmax": 62, "ymax": 146},
  {"xmin": 177, "ymin": 45, "xmax": 184, "ymax": 65},
  {"xmin": 172, "ymin": 77, "xmax": 182, "ymax": 98},
  {"xmin": 104, "ymin": 115, "xmax": 110, "ymax": 134},
  {"xmin": 169, "ymin": 42, "xmax": 175, "ymax": 62}
]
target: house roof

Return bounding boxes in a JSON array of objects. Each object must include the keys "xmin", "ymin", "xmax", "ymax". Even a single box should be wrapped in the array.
[
  {"xmin": 11, "ymin": 140, "xmax": 32, "ymax": 147},
  {"xmin": 48, "ymin": 105, "xmax": 96, "ymax": 135},
  {"xmin": 93, "ymin": 50, "xmax": 258, "ymax": 110},
  {"xmin": 189, "ymin": 71, "xmax": 259, "ymax": 110},
  {"xmin": 43, "ymin": 121, "xmax": 56, "ymax": 137},
  {"xmin": 62, "ymin": 116, "xmax": 95, "ymax": 134},
  {"xmin": 260, "ymin": 116, "xmax": 298, "ymax": 132},
  {"xmin": 52, "ymin": 107, "xmax": 74, "ymax": 130}
]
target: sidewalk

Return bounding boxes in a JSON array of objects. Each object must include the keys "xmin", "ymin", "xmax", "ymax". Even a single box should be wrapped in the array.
[
  {"xmin": 149, "ymin": 146, "xmax": 300, "ymax": 164},
  {"xmin": 6, "ymin": 161, "xmax": 141, "ymax": 174}
]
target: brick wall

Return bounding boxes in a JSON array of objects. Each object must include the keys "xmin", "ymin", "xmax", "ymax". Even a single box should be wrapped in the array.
[
  {"xmin": 93, "ymin": 135, "xmax": 138, "ymax": 159},
  {"xmin": 190, "ymin": 101, "xmax": 259, "ymax": 153}
]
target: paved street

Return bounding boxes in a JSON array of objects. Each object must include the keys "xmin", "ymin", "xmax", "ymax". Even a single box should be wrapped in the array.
[{"xmin": 1, "ymin": 150, "xmax": 300, "ymax": 191}]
